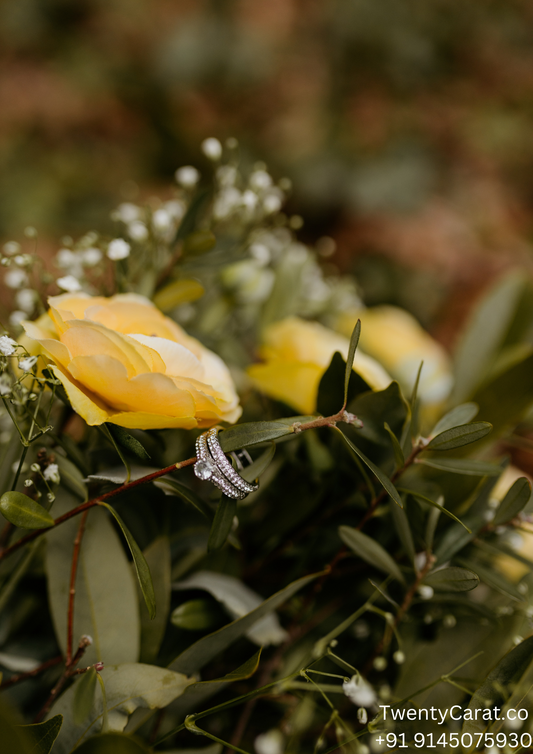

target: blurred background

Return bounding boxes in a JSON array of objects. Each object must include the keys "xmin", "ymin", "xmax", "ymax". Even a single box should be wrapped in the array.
[{"xmin": 2, "ymin": 0, "xmax": 533, "ymax": 345}]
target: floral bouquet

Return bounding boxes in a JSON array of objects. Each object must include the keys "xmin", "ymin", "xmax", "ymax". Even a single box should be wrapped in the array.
[{"xmin": 2, "ymin": 138, "xmax": 533, "ymax": 754}]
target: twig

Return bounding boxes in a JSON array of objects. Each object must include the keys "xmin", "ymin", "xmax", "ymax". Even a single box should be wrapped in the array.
[
  {"xmin": 0, "ymin": 655, "xmax": 63, "ymax": 691},
  {"xmin": 34, "ymin": 636, "xmax": 92, "ymax": 722},
  {"xmin": 66, "ymin": 511, "xmax": 89, "ymax": 666},
  {"xmin": 363, "ymin": 553, "xmax": 436, "ymax": 675},
  {"xmin": 0, "ymin": 457, "xmax": 196, "ymax": 563}
]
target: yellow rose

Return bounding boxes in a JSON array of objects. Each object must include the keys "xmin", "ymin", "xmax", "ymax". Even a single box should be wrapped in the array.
[
  {"xmin": 247, "ymin": 316, "xmax": 391, "ymax": 415},
  {"xmin": 337, "ymin": 306, "xmax": 453, "ymax": 406},
  {"xmin": 22, "ymin": 293, "xmax": 241, "ymax": 430}
]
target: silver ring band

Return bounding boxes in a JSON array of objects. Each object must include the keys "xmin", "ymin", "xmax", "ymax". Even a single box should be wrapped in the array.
[{"xmin": 194, "ymin": 428, "xmax": 259, "ymax": 500}]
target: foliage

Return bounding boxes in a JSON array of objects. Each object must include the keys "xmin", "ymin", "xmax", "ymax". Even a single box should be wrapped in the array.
[{"xmin": 0, "ymin": 147, "xmax": 533, "ymax": 754}]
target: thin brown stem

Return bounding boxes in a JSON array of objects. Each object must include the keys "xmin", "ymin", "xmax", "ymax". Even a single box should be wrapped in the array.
[
  {"xmin": 0, "ymin": 655, "xmax": 63, "ymax": 691},
  {"xmin": 66, "ymin": 511, "xmax": 89, "ymax": 666},
  {"xmin": 34, "ymin": 636, "xmax": 91, "ymax": 722},
  {"xmin": 363, "ymin": 553, "xmax": 436, "ymax": 675},
  {"xmin": 291, "ymin": 409, "xmax": 362, "ymax": 433},
  {"xmin": 0, "ymin": 457, "xmax": 196, "ymax": 564}
]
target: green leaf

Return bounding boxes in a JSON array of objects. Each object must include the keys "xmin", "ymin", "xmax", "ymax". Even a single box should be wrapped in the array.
[
  {"xmin": 389, "ymin": 501, "xmax": 415, "ymax": 567},
  {"xmin": 106, "ymin": 425, "xmax": 151, "ymax": 462},
  {"xmin": 100, "ymin": 504, "xmax": 156, "ymax": 620},
  {"xmin": 0, "ymin": 700, "xmax": 32, "ymax": 754},
  {"xmin": 397, "ymin": 488, "xmax": 471, "ymax": 532},
  {"xmin": 55, "ymin": 455, "xmax": 88, "ymax": 502},
  {"xmin": 493, "ymin": 476, "xmax": 532, "ymax": 526},
  {"xmin": 153, "ymin": 278, "xmax": 205, "ymax": 312},
  {"xmin": 344, "ymin": 319, "xmax": 361, "ymax": 408},
  {"xmin": 218, "ymin": 421, "xmax": 293, "ymax": 452},
  {"xmin": 333, "ymin": 427, "xmax": 403, "ymax": 507},
  {"xmin": 430, "ymin": 402, "xmax": 479, "ymax": 437},
  {"xmin": 73, "ymin": 670, "xmax": 97, "ymax": 726},
  {"xmin": 0, "ymin": 492, "xmax": 55, "ymax": 529},
  {"xmin": 174, "ymin": 571, "xmax": 287, "ymax": 646},
  {"xmin": 169, "ymin": 570, "xmax": 325, "ymax": 675},
  {"xmin": 474, "ymin": 349, "xmax": 533, "ymax": 437},
  {"xmin": 384, "ymin": 422, "xmax": 404, "ymax": 468},
  {"xmin": 339, "ymin": 526, "xmax": 405, "ymax": 583},
  {"xmin": 458, "ymin": 559, "xmax": 525, "ymax": 601},
  {"xmin": 51, "ymin": 664, "xmax": 192, "ymax": 753},
  {"xmin": 138, "ymin": 537, "xmax": 171, "ymax": 664},
  {"xmin": 45, "ymin": 495, "xmax": 140, "ymax": 667},
  {"xmin": 171, "ymin": 599, "xmax": 220, "ymax": 631},
  {"xmin": 453, "ymin": 271, "xmax": 526, "ymax": 404},
  {"xmin": 416, "ymin": 457, "xmax": 502, "ymax": 476},
  {"xmin": 409, "ymin": 361, "xmax": 424, "ymax": 440},
  {"xmin": 207, "ymin": 495, "xmax": 236, "ymax": 552},
  {"xmin": 423, "ymin": 567, "xmax": 479, "ymax": 592},
  {"xmin": 100, "ymin": 426, "xmax": 130, "ymax": 483},
  {"xmin": 426, "ymin": 422, "xmax": 492, "ymax": 451},
  {"xmin": 462, "ymin": 635, "xmax": 533, "ymax": 744},
  {"xmin": 22, "ymin": 715, "xmax": 63, "ymax": 754},
  {"xmin": 72, "ymin": 732, "xmax": 150, "ymax": 753},
  {"xmin": 153, "ymin": 478, "xmax": 212, "ymax": 520},
  {"xmin": 240, "ymin": 443, "xmax": 276, "ymax": 483}
]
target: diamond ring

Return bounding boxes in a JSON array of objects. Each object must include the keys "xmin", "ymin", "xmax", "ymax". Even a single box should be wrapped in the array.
[{"xmin": 194, "ymin": 428, "xmax": 259, "ymax": 500}]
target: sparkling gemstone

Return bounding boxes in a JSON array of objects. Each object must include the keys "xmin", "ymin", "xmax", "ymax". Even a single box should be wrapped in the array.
[{"xmin": 194, "ymin": 460, "xmax": 215, "ymax": 480}]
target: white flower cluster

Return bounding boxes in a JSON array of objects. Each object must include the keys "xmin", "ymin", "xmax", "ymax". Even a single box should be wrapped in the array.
[{"xmin": 111, "ymin": 199, "xmax": 186, "ymax": 246}]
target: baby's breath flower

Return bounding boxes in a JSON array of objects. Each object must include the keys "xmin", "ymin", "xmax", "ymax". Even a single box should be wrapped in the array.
[
  {"xmin": 107, "ymin": 239, "xmax": 130, "ymax": 261},
  {"xmin": 175, "ymin": 165, "xmax": 200, "ymax": 188},
  {"xmin": 201, "ymin": 137, "xmax": 222, "ymax": 161},
  {"xmin": 82, "ymin": 247, "xmax": 103, "ymax": 266},
  {"xmin": 18, "ymin": 356, "xmax": 38, "ymax": 372},
  {"xmin": 254, "ymin": 729, "xmax": 284, "ymax": 754},
  {"xmin": 57, "ymin": 275, "xmax": 82, "ymax": 293},
  {"xmin": 15, "ymin": 289, "xmax": 35, "ymax": 314},
  {"xmin": 127, "ymin": 221, "xmax": 148, "ymax": 242},
  {"xmin": 47, "ymin": 492, "xmax": 55, "ymax": 503},
  {"xmin": 152, "ymin": 208, "xmax": 172, "ymax": 233},
  {"xmin": 14, "ymin": 254, "xmax": 32, "ymax": 267},
  {"xmin": 0, "ymin": 335, "xmax": 17, "ymax": 356},
  {"xmin": 216, "ymin": 165, "xmax": 237, "ymax": 186},
  {"xmin": 4, "ymin": 269, "xmax": 28, "ymax": 289},
  {"xmin": 30, "ymin": 463, "xmax": 40, "ymax": 472},
  {"xmin": 56, "ymin": 248, "xmax": 76, "ymax": 268},
  {"xmin": 43, "ymin": 463, "xmax": 60, "ymax": 484},
  {"xmin": 250, "ymin": 169, "xmax": 272, "ymax": 191},
  {"xmin": 9, "ymin": 311, "xmax": 26, "ymax": 328},
  {"xmin": 24, "ymin": 479, "xmax": 33, "ymax": 487},
  {"xmin": 343, "ymin": 675, "xmax": 377, "ymax": 707},
  {"xmin": 164, "ymin": 200, "xmax": 185, "ymax": 220},
  {"xmin": 249, "ymin": 243, "xmax": 270, "ymax": 266},
  {"xmin": 24, "ymin": 226, "xmax": 37, "ymax": 238},
  {"xmin": 0, "ymin": 376, "xmax": 12, "ymax": 395},
  {"xmin": 242, "ymin": 189, "xmax": 258, "ymax": 211},
  {"xmin": 263, "ymin": 192, "xmax": 282, "ymax": 214},
  {"xmin": 3, "ymin": 241, "xmax": 21, "ymax": 255},
  {"xmin": 114, "ymin": 203, "xmax": 139, "ymax": 224}
]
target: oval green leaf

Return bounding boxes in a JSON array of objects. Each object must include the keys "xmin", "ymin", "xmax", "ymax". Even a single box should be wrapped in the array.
[
  {"xmin": 426, "ymin": 422, "xmax": 492, "ymax": 451},
  {"xmin": 423, "ymin": 566, "xmax": 479, "ymax": 592},
  {"xmin": 99, "ymin": 503, "xmax": 156, "ymax": 620},
  {"xmin": 416, "ymin": 458, "xmax": 502, "ymax": 476},
  {"xmin": 219, "ymin": 421, "xmax": 293, "ymax": 452},
  {"xmin": 106, "ymin": 424, "xmax": 150, "ymax": 461},
  {"xmin": 207, "ymin": 495, "xmax": 236, "ymax": 551},
  {"xmin": 0, "ymin": 492, "xmax": 55, "ymax": 530},
  {"xmin": 339, "ymin": 525, "xmax": 405, "ymax": 583},
  {"xmin": 493, "ymin": 476, "xmax": 531, "ymax": 526},
  {"xmin": 344, "ymin": 319, "xmax": 361, "ymax": 407},
  {"xmin": 171, "ymin": 599, "xmax": 220, "ymax": 631},
  {"xmin": 430, "ymin": 402, "xmax": 479, "ymax": 437},
  {"xmin": 73, "ymin": 669, "xmax": 97, "ymax": 726},
  {"xmin": 22, "ymin": 714, "xmax": 63, "ymax": 754}
]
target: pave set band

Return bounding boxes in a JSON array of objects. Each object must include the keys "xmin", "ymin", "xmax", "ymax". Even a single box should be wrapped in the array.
[{"xmin": 194, "ymin": 427, "xmax": 259, "ymax": 500}]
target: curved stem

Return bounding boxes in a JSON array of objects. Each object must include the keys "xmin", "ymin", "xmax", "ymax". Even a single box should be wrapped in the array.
[{"xmin": 0, "ymin": 457, "xmax": 196, "ymax": 563}]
